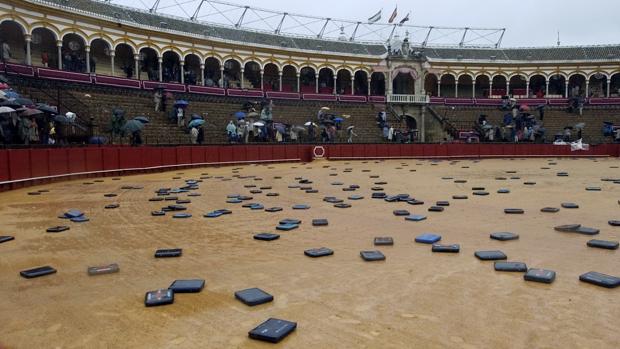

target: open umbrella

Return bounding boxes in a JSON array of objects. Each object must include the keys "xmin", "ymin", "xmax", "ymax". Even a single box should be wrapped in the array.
[
  {"xmin": 20, "ymin": 108, "xmax": 44, "ymax": 117},
  {"xmin": 274, "ymin": 123, "xmax": 286, "ymax": 134},
  {"xmin": 14, "ymin": 97, "xmax": 34, "ymax": 106},
  {"xmin": 0, "ymin": 83, "xmax": 9, "ymax": 89},
  {"xmin": 253, "ymin": 121, "xmax": 265, "ymax": 127},
  {"xmin": 334, "ymin": 117, "xmax": 344, "ymax": 122},
  {"xmin": 188, "ymin": 119, "xmax": 205, "ymax": 128},
  {"xmin": 247, "ymin": 111, "xmax": 259, "ymax": 118},
  {"xmin": 174, "ymin": 100, "xmax": 189, "ymax": 108},
  {"xmin": 133, "ymin": 116, "xmax": 150, "ymax": 124},
  {"xmin": 520, "ymin": 104, "xmax": 530, "ymax": 112},
  {"xmin": 292, "ymin": 125, "xmax": 305, "ymax": 132},
  {"xmin": 3, "ymin": 91, "xmax": 19, "ymax": 99},
  {"xmin": 574, "ymin": 123, "xmax": 586, "ymax": 130},
  {"xmin": 347, "ymin": 125, "xmax": 355, "ymax": 131},
  {"xmin": 320, "ymin": 107, "xmax": 330, "ymax": 111},
  {"xmin": 36, "ymin": 104, "xmax": 57, "ymax": 114},
  {"xmin": 122, "ymin": 119, "xmax": 145, "ymax": 133},
  {"xmin": 0, "ymin": 106, "xmax": 15, "ymax": 114},
  {"xmin": 304, "ymin": 121, "xmax": 318, "ymax": 127},
  {"xmin": 0, "ymin": 100, "xmax": 20, "ymax": 108},
  {"xmin": 54, "ymin": 115, "xmax": 72, "ymax": 125},
  {"xmin": 191, "ymin": 114, "xmax": 202, "ymax": 120},
  {"xmin": 234, "ymin": 111, "xmax": 246, "ymax": 119}
]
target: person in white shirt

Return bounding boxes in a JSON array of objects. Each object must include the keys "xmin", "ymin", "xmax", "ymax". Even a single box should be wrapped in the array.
[{"xmin": 190, "ymin": 127, "xmax": 198, "ymax": 144}]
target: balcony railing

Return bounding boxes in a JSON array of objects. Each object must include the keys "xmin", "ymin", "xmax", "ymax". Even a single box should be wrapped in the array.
[{"xmin": 387, "ymin": 94, "xmax": 430, "ymax": 104}]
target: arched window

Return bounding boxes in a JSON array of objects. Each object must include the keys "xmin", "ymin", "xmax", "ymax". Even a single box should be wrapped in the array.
[
  {"xmin": 300, "ymin": 67, "xmax": 316, "ymax": 94},
  {"xmin": 475, "ymin": 75, "xmax": 490, "ymax": 98},
  {"xmin": 89, "ymin": 39, "xmax": 111, "ymax": 74},
  {"xmin": 439, "ymin": 74, "xmax": 456, "ymax": 97},
  {"xmin": 457, "ymin": 75, "xmax": 474, "ymax": 98},
  {"xmin": 282, "ymin": 65, "xmax": 297, "ymax": 92},
  {"xmin": 263, "ymin": 63, "xmax": 279, "ymax": 91},
  {"xmin": 529, "ymin": 75, "xmax": 546, "ymax": 98},
  {"xmin": 138, "ymin": 47, "xmax": 158, "ymax": 81},
  {"xmin": 336, "ymin": 69, "xmax": 352, "ymax": 95},
  {"xmin": 204, "ymin": 57, "xmax": 221, "ymax": 87},
  {"xmin": 370, "ymin": 72, "xmax": 385, "ymax": 96},
  {"xmin": 62, "ymin": 33, "xmax": 87, "ymax": 72},
  {"xmin": 0, "ymin": 21, "xmax": 26, "ymax": 64},
  {"xmin": 30, "ymin": 27, "xmax": 57, "ymax": 68},
  {"xmin": 114, "ymin": 43, "xmax": 135, "ymax": 78}
]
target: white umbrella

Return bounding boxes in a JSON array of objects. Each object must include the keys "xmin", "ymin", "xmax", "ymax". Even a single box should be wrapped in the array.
[
  {"xmin": 347, "ymin": 125, "xmax": 355, "ymax": 131},
  {"xmin": 304, "ymin": 121, "xmax": 318, "ymax": 127},
  {"xmin": 253, "ymin": 121, "xmax": 265, "ymax": 127},
  {"xmin": 0, "ymin": 106, "xmax": 15, "ymax": 114},
  {"xmin": 320, "ymin": 107, "xmax": 330, "ymax": 111}
]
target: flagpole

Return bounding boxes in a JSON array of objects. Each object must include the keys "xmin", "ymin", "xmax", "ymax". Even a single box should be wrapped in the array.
[{"xmin": 388, "ymin": 24, "xmax": 397, "ymax": 42}]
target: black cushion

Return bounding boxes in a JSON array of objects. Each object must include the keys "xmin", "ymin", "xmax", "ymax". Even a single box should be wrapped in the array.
[
  {"xmin": 145, "ymin": 289, "xmax": 174, "ymax": 307},
  {"xmin": 475, "ymin": 250, "xmax": 507, "ymax": 260},
  {"xmin": 494, "ymin": 261, "xmax": 527, "ymax": 272},
  {"xmin": 248, "ymin": 318, "xmax": 296, "ymax": 343},
  {"xmin": 428, "ymin": 206, "xmax": 444, "ymax": 212},
  {"xmin": 587, "ymin": 239, "xmax": 619, "ymax": 250},
  {"xmin": 524, "ymin": 268, "xmax": 556, "ymax": 283},
  {"xmin": 561, "ymin": 203, "xmax": 579, "ymax": 209},
  {"xmin": 504, "ymin": 208, "xmax": 524, "ymax": 214},
  {"xmin": 541, "ymin": 207, "xmax": 560, "ymax": 213},
  {"xmin": 312, "ymin": 219, "xmax": 328, "ymax": 226},
  {"xmin": 254, "ymin": 233, "xmax": 280, "ymax": 241},
  {"xmin": 360, "ymin": 250, "xmax": 385, "ymax": 261},
  {"xmin": 280, "ymin": 218, "xmax": 301, "ymax": 225},
  {"xmin": 579, "ymin": 271, "xmax": 620, "ymax": 288},
  {"xmin": 490, "ymin": 232, "xmax": 519, "ymax": 241},
  {"xmin": 431, "ymin": 244, "xmax": 460, "ymax": 253},
  {"xmin": 169, "ymin": 279, "xmax": 205, "ymax": 293},
  {"xmin": 20, "ymin": 266, "xmax": 57, "ymax": 278},
  {"xmin": 0, "ymin": 236, "xmax": 14, "ymax": 244},
  {"xmin": 304, "ymin": 247, "xmax": 334, "ymax": 257},
  {"xmin": 235, "ymin": 288, "xmax": 273, "ymax": 306},
  {"xmin": 46, "ymin": 226, "xmax": 70, "ymax": 233},
  {"xmin": 393, "ymin": 210, "xmax": 410, "ymax": 216},
  {"xmin": 155, "ymin": 249, "xmax": 182, "ymax": 258},
  {"xmin": 374, "ymin": 237, "xmax": 394, "ymax": 246},
  {"xmin": 87, "ymin": 263, "xmax": 120, "ymax": 276}
]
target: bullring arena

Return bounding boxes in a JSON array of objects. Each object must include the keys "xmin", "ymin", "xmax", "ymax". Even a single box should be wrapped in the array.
[{"xmin": 1, "ymin": 0, "xmax": 620, "ymax": 348}]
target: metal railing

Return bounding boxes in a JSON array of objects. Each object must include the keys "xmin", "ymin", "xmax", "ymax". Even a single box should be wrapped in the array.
[{"xmin": 387, "ymin": 94, "xmax": 430, "ymax": 104}]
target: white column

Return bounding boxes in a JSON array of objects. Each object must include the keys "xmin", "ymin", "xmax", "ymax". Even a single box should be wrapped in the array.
[
  {"xmin": 585, "ymin": 81, "xmax": 590, "ymax": 97},
  {"xmin": 200, "ymin": 64, "xmax": 205, "ymax": 86},
  {"xmin": 158, "ymin": 57, "xmax": 163, "ymax": 82},
  {"xmin": 296, "ymin": 73, "xmax": 300, "ymax": 93},
  {"xmin": 526, "ymin": 81, "xmax": 530, "ymax": 97},
  {"xmin": 219, "ymin": 66, "xmax": 224, "ymax": 87},
  {"xmin": 180, "ymin": 64, "xmax": 185, "ymax": 84},
  {"xmin": 565, "ymin": 84, "xmax": 569, "ymax": 98},
  {"xmin": 455, "ymin": 81, "xmax": 459, "ymax": 98},
  {"xmin": 25, "ymin": 35, "xmax": 32, "ymax": 66},
  {"xmin": 260, "ymin": 69, "xmax": 264, "ymax": 91},
  {"xmin": 471, "ymin": 83, "xmax": 475, "ymax": 98},
  {"xmin": 315, "ymin": 75, "xmax": 319, "ymax": 94},
  {"xmin": 85, "ymin": 46, "xmax": 91, "ymax": 73},
  {"xmin": 489, "ymin": 82, "xmax": 493, "ymax": 98},
  {"xmin": 279, "ymin": 71, "xmax": 283, "ymax": 92},
  {"xmin": 437, "ymin": 81, "xmax": 441, "ymax": 97},
  {"xmin": 607, "ymin": 80, "xmax": 611, "ymax": 98},
  {"xmin": 240, "ymin": 68, "xmax": 245, "ymax": 89},
  {"xmin": 57, "ymin": 41, "xmax": 63, "ymax": 69},
  {"xmin": 110, "ymin": 51, "xmax": 115, "ymax": 76},
  {"xmin": 350, "ymin": 77, "xmax": 355, "ymax": 95},
  {"xmin": 387, "ymin": 70, "xmax": 393, "ymax": 95},
  {"xmin": 333, "ymin": 76, "xmax": 337, "ymax": 95},
  {"xmin": 134, "ymin": 54, "xmax": 140, "ymax": 80},
  {"xmin": 545, "ymin": 79, "xmax": 549, "ymax": 96},
  {"xmin": 506, "ymin": 81, "xmax": 510, "ymax": 96},
  {"xmin": 367, "ymin": 78, "xmax": 371, "ymax": 96}
]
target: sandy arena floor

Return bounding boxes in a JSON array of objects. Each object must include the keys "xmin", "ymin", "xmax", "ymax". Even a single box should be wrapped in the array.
[{"xmin": 0, "ymin": 158, "xmax": 619, "ymax": 349}]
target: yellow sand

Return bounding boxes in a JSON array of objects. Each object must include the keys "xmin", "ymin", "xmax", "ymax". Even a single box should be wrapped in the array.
[{"xmin": 0, "ymin": 158, "xmax": 619, "ymax": 349}]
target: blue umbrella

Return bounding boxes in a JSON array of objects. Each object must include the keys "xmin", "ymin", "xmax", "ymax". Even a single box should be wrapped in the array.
[
  {"xmin": 122, "ymin": 119, "xmax": 145, "ymax": 133},
  {"xmin": 234, "ymin": 111, "xmax": 246, "ymax": 119},
  {"xmin": 188, "ymin": 119, "xmax": 205, "ymax": 128},
  {"xmin": 133, "ymin": 116, "xmax": 150, "ymax": 124},
  {"xmin": 174, "ymin": 100, "xmax": 189, "ymax": 108},
  {"xmin": 334, "ymin": 117, "xmax": 344, "ymax": 122},
  {"xmin": 191, "ymin": 114, "xmax": 202, "ymax": 120},
  {"xmin": 4, "ymin": 91, "xmax": 19, "ymax": 99}
]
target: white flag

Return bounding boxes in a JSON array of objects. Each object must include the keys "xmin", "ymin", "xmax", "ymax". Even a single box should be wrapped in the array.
[{"xmin": 368, "ymin": 10, "xmax": 381, "ymax": 23}]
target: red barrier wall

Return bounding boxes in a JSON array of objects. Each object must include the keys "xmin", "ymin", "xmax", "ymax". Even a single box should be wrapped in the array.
[{"xmin": 0, "ymin": 144, "xmax": 617, "ymax": 192}]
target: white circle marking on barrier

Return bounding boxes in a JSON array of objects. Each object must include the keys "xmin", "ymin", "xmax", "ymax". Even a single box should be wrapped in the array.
[{"xmin": 313, "ymin": 146, "xmax": 326, "ymax": 158}]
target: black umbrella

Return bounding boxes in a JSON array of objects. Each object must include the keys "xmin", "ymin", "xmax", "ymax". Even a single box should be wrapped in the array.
[
  {"xmin": 133, "ymin": 116, "xmax": 150, "ymax": 124},
  {"xmin": 13, "ymin": 97, "xmax": 34, "ymax": 107},
  {"xmin": 36, "ymin": 104, "xmax": 57, "ymax": 114},
  {"xmin": 54, "ymin": 115, "xmax": 73, "ymax": 125},
  {"xmin": 122, "ymin": 119, "xmax": 145, "ymax": 133},
  {"xmin": 0, "ymin": 100, "xmax": 21, "ymax": 108}
]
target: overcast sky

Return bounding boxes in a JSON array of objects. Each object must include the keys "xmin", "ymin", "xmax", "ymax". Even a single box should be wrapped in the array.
[{"xmin": 123, "ymin": 0, "xmax": 620, "ymax": 47}]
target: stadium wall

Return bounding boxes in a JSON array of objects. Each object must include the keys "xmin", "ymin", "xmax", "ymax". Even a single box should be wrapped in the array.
[{"xmin": 1, "ymin": 144, "xmax": 618, "ymax": 192}]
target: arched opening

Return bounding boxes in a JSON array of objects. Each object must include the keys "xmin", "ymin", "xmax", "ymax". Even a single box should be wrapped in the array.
[
  {"xmin": 138, "ymin": 47, "xmax": 158, "ymax": 81},
  {"xmin": 89, "ymin": 38, "xmax": 111, "ymax": 74},
  {"xmin": 282, "ymin": 65, "xmax": 297, "ymax": 92},
  {"xmin": 114, "ymin": 43, "xmax": 135, "ymax": 78},
  {"xmin": 204, "ymin": 57, "xmax": 220, "ymax": 87},
  {"xmin": 588, "ymin": 73, "xmax": 607, "ymax": 98},
  {"xmin": 184, "ymin": 54, "xmax": 201, "ymax": 85},
  {"xmin": 610, "ymin": 73, "xmax": 620, "ymax": 97},
  {"xmin": 439, "ymin": 74, "xmax": 456, "ymax": 97},
  {"xmin": 223, "ymin": 59, "xmax": 241, "ymax": 88},
  {"xmin": 475, "ymin": 75, "xmax": 490, "ymax": 98},
  {"xmin": 424, "ymin": 74, "xmax": 438, "ymax": 96},
  {"xmin": 162, "ymin": 51, "xmax": 181, "ymax": 83},
  {"xmin": 300, "ymin": 67, "xmax": 316, "ymax": 94},
  {"xmin": 263, "ymin": 63, "xmax": 279, "ymax": 91},
  {"xmin": 457, "ymin": 74, "xmax": 474, "ymax": 98},
  {"xmin": 336, "ymin": 69, "xmax": 352, "ymax": 95},
  {"xmin": 548, "ymin": 74, "xmax": 566, "ymax": 97},
  {"xmin": 491, "ymin": 75, "xmax": 507, "ymax": 97},
  {"xmin": 568, "ymin": 74, "xmax": 586, "ymax": 97},
  {"xmin": 30, "ymin": 27, "xmax": 57, "ymax": 68},
  {"xmin": 243, "ymin": 61, "xmax": 261, "ymax": 89},
  {"xmin": 354, "ymin": 70, "xmax": 368, "ymax": 95},
  {"xmin": 62, "ymin": 33, "xmax": 87, "ymax": 72},
  {"xmin": 509, "ymin": 75, "xmax": 527, "ymax": 97},
  {"xmin": 318, "ymin": 68, "xmax": 334, "ymax": 94},
  {"xmin": 529, "ymin": 74, "xmax": 546, "ymax": 98},
  {"xmin": 370, "ymin": 72, "xmax": 385, "ymax": 96},
  {"xmin": 0, "ymin": 21, "xmax": 26, "ymax": 64},
  {"xmin": 404, "ymin": 115, "xmax": 417, "ymax": 130},
  {"xmin": 393, "ymin": 72, "xmax": 415, "ymax": 95}
]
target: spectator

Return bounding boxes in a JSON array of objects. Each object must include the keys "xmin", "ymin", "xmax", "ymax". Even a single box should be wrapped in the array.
[
  {"xmin": 190, "ymin": 126, "xmax": 198, "ymax": 144},
  {"xmin": 197, "ymin": 125, "xmax": 205, "ymax": 144},
  {"xmin": 1, "ymin": 40, "xmax": 11, "ymax": 62},
  {"xmin": 347, "ymin": 126, "xmax": 357, "ymax": 143},
  {"xmin": 130, "ymin": 130, "xmax": 142, "ymax": 146},
  {"xmin": 41, "ymin": 51, "xmax": 49, "ymax": 67},
  {"xmin": 176, "ymin": 107, "xmax": 184, "ymax": 127},
  {"xmin": 226, "ymin": 120, "xmax": 237, "ymax": 142},
  {"xmin": 153, "ymin": 89, "xmax": 162, "ymax": 112},
  {"xmin": 388, "ymin": 125, "xmax": 394, "ymax": 142}
]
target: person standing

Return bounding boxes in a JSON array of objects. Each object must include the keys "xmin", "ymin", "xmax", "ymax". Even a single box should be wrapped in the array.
[
  {"xmin": 347, "ymin": 126, "xmax": 357, "ymax": 143},
  {"xmin": 197, "ymin": 126, "xmax": 205, "ymax": 145},
  {"xmin": 1, "ymin": 40, "xmax": 11, "ymax": 62},
  {"xmin": 41, "ymin": 51, "xmax": 49, "ymax": 67},
  {"xmin": 176, "ymin": 107, "xmax": 184, "ymax": 127},
  {"xmin": 190, "ymin": 126, "xmax": 198, "ymax": 144},
  {"xmin": 153, "ymin": 89, "xmax": 162, "ymax": 112}
]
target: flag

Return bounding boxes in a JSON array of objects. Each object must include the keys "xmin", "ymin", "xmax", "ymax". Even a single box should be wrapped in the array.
[
  {"xmin": 388, "ymin": 7, "xmax": 398, "ymax": 23},
  {"xmin": 368, "ymin": 10, "xmax": 381, "ymax": 23},
  {"xmin": 399, "ymin": 12, "xmax": 410, "ymax": 25}
]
